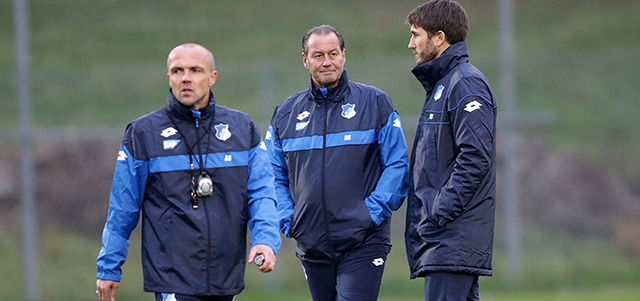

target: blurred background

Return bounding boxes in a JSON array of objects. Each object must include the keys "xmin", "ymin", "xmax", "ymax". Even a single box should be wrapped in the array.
[{"xmin": 1, "ymin": 0, "xmax": 640, "ymax": 300}]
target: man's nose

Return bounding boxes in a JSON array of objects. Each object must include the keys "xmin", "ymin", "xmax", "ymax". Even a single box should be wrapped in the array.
[
  {"xmin": 322, "ymin": 55, "xmax": 332, "ymax": 66},
  {"xmin": 182, "ymin": 71, "xmax": 192, "ymax": 81}
]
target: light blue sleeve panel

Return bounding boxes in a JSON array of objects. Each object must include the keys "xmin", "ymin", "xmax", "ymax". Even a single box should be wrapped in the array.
[
  {"xmin": 265, "ymin": 125, "xmax": 294, "ymax": 238},
  {"xmin": 365, "ymin": 112, "xmax": 409, "ymax": 225},
  {"xmin": 247, "ymin": 139, "xmax": 282, "ymax": 254},
  {"xmin": 96, "ymin": 144, "xmax": 148, "ymax": 281}
]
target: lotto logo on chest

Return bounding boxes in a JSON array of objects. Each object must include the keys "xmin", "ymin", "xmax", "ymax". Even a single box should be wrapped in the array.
[
  {"xmin": 161, "ymin": 126, "xmax": 180, "ymax": 150},
  {"xmin": 296, "ymin": 110, "xmax": 311, "ymax": 131}
]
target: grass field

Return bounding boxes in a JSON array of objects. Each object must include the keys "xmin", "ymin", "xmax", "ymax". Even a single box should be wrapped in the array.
[{"xmin": 2, "ymin": 220, "xmax": 640, "ymax": 300}]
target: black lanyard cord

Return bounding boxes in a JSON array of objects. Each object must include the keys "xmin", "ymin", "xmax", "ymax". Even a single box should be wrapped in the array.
[{"xmin": 164, "ymin": 107, "xmax": 213, "ymax": 173}]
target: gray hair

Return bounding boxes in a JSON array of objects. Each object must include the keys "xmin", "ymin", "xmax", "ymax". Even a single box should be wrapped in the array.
[{"xmin": 301, "ymin": 25, "xmax": 345, "ymax": 55}]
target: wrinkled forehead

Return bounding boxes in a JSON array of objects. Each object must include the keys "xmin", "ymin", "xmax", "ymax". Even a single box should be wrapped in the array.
[{"xmin": 307, "ymin": 33, "xmax": 342, "ymax": 53}]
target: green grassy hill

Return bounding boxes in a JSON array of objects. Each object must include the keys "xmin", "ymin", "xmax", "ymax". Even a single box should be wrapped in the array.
[{"xmin": 2, "ymin": 0, "xmax": 639, "ymax": 179}]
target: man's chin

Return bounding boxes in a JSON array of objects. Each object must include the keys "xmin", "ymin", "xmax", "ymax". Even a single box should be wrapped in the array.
[
  {"xmin": 317, "ymin": 76, "xmax": 340, "ymax": 88},
  {"xmin": 176, "ymin": 97, "xmax": 196, "ymax": 107}
]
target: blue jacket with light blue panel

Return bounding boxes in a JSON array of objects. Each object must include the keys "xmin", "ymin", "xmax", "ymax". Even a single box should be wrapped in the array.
[
  {"xmin": 96, "ymin": 90, "xmax": 281, "ymax": 296},
  {"xmin": 266, "ymin": 70, "xmax": 409, "ymax": 264}
]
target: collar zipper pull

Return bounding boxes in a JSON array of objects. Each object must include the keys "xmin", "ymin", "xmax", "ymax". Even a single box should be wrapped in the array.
[{"xmin": 191, "ymin": 109, "xmax": 202, "ymax": 128}]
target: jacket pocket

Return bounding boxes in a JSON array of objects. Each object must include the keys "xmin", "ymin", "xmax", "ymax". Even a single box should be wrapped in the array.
[
  {"xmin": 425, "ymin": 128, "xmax": 439, "ymax": 171},
  {"xmin": 288, "ymin": 204, "xmax": 303, "ymax": 240}
]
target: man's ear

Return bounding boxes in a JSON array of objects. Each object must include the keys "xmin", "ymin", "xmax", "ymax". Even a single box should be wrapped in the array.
[
  {"xmin": 208, "ymin": 70, "xmax": 218, "ymax": 87},
  {"xmin": 302, "ymin": 52, "xmax": 309, "ymax": 69},
  {"xmin": 434, "ymin": 30, "xmax": 447, "ymax": 48}
]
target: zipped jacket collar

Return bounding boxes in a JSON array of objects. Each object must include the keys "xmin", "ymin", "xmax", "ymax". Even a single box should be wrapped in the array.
[
  {"xmin": 309, "ymin": 70, "xmax": 350, "ymax": 103},
  {"xmin": 166, "ymin": 89, "xmax": 216, "ymax": 121},
  {"xmin": 411, "ymin": 41, "xmax": 470, "ymax": 93}
]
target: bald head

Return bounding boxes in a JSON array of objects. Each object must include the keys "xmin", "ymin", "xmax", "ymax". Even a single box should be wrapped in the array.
[
  {"xmin": 167, "ymin": 43, "xmax": 215, "ymax": 72},
  {"xmin": 166, "ymin": 43, "xmax": 218, "ymax": 110}
]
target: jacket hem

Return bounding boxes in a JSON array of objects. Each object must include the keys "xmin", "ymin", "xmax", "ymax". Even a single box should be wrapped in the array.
[
  {"xmin": 410, "ymin": 265, "xmax": 492, "ymax": 279},
  {"xmin": 143, "ymin": 285, "xmax": 243, "ymax": 296}
]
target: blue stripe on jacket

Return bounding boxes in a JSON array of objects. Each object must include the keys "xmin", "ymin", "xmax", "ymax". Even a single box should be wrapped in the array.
[
  {"xmin": 280, "ymin": 129, "xmax": 377, "ymax": 152},
  {"xmin": 148, "ymin": 151, "xmax": 249, "ymax": 173}
]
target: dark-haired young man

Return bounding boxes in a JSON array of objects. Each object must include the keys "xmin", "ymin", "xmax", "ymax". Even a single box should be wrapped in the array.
[{"xmin": 404, "ymin": 1, "xmax": 497, "ymax": 300}]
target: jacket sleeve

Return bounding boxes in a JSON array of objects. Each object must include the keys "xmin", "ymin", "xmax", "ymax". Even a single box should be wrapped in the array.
[
  {"xmin": 246, "ymin": 127, "xmax": 282, "ymax": 254},
  {"xmin": 265, "ymin": 123, "xmax": 295, "ymax": 238},
  {"xmin": 365, "ymin": 111, "xmax": 409, "ymax": 226},
  {"xmin": 96, "ymin": 129, "xmax": 148, "ymax": 281},
  {"xmin": 432, "ymin": 81, "xmax": 496, "ymax": 227}
]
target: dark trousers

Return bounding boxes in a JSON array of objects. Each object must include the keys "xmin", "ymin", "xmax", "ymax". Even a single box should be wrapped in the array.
[
  {"xmin": 155, "ymin": 293, "xmax": 234, "ymax": 301},
  {"xmin": 424, "ymin": 272, "xmax": 479, "ymax": 301},
  {"xmin": 301, "ymin": 244, "xmax": 389, "ymax": 301}
]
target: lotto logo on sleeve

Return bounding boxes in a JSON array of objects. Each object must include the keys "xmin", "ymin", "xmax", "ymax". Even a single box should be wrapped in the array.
[
  {"xmin": 117, "ymin": 150, "xmax": 127, "ymax": 161},
  {"xmin": 372, "ymin": 258, "xmax": 384, "ymax": 266},
  {"xmin": 464, "ymin": 100, "xmax": 482, "ymax": 112}
]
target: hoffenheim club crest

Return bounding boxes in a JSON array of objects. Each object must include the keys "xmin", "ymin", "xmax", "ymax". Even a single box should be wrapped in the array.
[
  {"xmin": 433, "ymin": 85, "xmax": 444, "ymax": 100},
  {"xmin": 215, "ymin": 123, "xmax": 232, "ymax": 141},
  {"xmin": 341, "ymin": 103, "xmax": 356, "ymax": 119},
  {"xmin": 434, "ymin": 85, "xmax": 444, "ymax": 101}
]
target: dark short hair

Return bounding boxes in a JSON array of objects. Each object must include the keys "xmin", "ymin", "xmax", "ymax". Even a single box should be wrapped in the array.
[
  {"xmin": 407, "ymin": 0, "xmax": 469, "ymax": 44},
  {"xmin": 301, "ymin": 24, "xmax": 345, "ymax": 55}
]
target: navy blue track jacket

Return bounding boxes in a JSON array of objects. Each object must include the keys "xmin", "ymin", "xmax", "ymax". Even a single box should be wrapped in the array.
[
  {"xmin": 405, "ymin": 42, "xmax": 497, "ymax": 278},
  {"xmin": 96, "ymin": 91, "xmax": 281, "ymax": 295},
  {"xmin": 266, "ymin": 71, "xmax": 409, "ymax": 263}
]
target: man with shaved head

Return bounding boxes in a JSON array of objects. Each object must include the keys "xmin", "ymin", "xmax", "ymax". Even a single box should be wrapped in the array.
[
  {"xmin": 96, "ymin": 43, "xmax": 281, "ymax": 301},
  {"xmin": 166, "ymin": 43, "xmax": 217, "ymax": 110}
]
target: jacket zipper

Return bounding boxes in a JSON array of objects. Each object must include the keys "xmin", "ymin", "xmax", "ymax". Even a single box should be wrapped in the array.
[
  {"xmin": 195, "ymin": 116, "xmax": 212, "ymax": 293},
  {"xmin": 321, "ymin": 100, "xmax": 333, "ymax": 252},
  {"xmin": 202, "ymin": 195, "xmax": 212, "ymax": 292}
]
